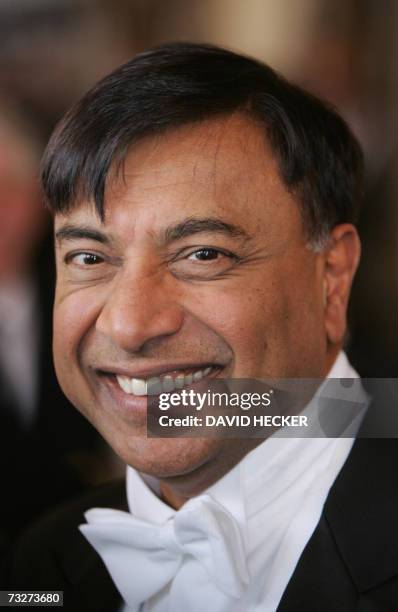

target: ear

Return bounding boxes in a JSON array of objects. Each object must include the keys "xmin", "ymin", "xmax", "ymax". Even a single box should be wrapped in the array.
[{"xmin": 323, "ymin": 224, "xmax": 361, "ymax": 345}]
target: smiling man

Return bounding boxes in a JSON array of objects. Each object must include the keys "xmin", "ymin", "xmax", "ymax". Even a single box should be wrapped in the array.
[{"xmin": 4, "ymin": 43, "xmax": 398, "ymax": 611}]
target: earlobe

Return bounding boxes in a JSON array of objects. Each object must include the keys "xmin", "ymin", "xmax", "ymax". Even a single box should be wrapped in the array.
[{"xmin": 323, "ymin": 224, "xmax": 361, "ymax": 345}]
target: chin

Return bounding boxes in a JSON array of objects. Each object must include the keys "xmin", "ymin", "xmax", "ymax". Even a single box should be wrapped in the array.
[{"xmin": 115, "ymin": 434, "xmax": 222, "ymax": 481}]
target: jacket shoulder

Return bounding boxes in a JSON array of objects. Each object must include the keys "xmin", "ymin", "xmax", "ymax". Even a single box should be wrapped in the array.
[{"xmin": 1, "ymin": 479, "xmax": 126, "ymax": 591}]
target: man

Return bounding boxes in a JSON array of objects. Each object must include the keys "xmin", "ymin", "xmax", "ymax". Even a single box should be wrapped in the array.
[{"xmin": 3, "ymin": 43, "xmax": 398, "ymax": 611}]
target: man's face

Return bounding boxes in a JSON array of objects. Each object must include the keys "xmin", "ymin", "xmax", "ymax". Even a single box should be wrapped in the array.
[{"xmin": 53, "ymin": 115, "xmax": 332, "ymax": 493}]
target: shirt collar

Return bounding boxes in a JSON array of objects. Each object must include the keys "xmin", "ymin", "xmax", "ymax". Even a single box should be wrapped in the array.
[{"xmin": 127, "ymin": 451, "xmax": 245, "ymax": 534}]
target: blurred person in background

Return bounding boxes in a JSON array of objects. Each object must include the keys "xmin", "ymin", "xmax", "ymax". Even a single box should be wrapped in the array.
[{"xmin": 0, "ymin": 98, "xmax": 110, "ymax": 555}]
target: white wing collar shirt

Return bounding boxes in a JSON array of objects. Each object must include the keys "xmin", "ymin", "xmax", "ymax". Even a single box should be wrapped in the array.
[{"xmin": 80, "ymin": 352, "xmax": 368, "ymax": 612}]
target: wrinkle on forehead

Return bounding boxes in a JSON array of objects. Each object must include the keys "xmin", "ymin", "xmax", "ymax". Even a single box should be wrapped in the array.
[{"xmin": 104, "ymin": 114, "xmax": 276, "ymax": 210}]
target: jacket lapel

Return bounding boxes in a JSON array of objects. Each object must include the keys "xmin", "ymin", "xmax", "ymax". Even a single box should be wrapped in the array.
[
  {"xmin": 324, "ymin": 439, "xmax": 398, "ymax": 592},
  {"xmin": 54, "ymin": 480, "xmax": 127, "ymax": 611},
  {"xmin": 276, "ymin": 514, "xmax": 357, "ymax": 611},
  {"xmin": 278, "ymin": 438, "xmax": 398, "ymax": 611}
]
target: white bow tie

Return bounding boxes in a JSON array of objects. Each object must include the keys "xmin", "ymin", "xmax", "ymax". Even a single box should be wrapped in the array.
[{"xmin": 80, "ymin": 494, "xmax": 249, "ymax": 612}]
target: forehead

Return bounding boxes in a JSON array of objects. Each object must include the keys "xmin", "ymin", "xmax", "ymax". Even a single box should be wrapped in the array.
[{"xmin": 55, "ymin": 114, "xmax": 302, "ymax": 238}]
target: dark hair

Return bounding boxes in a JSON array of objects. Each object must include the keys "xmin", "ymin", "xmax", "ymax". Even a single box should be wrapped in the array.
[{"xmin": 41, "ymin": 42, "xmax": 363, "ymax": 246}]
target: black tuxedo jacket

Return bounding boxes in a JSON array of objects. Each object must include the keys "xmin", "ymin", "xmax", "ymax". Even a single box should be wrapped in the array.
[{"xmin": 2, "ymin": 438, "xmax": 398, "ymax": 612}]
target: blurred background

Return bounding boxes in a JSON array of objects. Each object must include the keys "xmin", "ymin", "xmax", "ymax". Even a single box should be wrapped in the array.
[{"xmin": 0, "ymin": 0, "xmax": 397, "ymax": 550}]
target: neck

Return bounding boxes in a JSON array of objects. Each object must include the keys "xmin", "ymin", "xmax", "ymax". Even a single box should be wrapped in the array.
[
  {"xmin": 158, "ymin": 438, "xmax": 263, "ymax": 510},
  {"xmin": 325, "ymin": 345, "xmax": 341, "ymax": 376}
]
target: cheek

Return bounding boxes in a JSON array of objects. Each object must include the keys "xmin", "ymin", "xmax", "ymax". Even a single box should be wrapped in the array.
[
  {"xmin": 54, "ymin": 295, "xmax": 87, "ymax": 359},
  {"xmin": 185, "ymin": 282, "xmax": 285, "ymax": 373},
  {"xmin": 185, "ymin": 261, "xmax": 324, "ymax": 377},
  {"xmin": 225, "ymin": 287, "xmax": 292, "ymax": 372},
  {"xmin": 53, "ymin": 285, "xmax": 104, "ymax": 395}
]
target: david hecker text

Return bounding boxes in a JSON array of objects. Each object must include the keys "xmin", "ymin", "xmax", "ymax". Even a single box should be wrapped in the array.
[{"xmin": 158, "ymin": 415, "xmax": 309, "ymax": 427}]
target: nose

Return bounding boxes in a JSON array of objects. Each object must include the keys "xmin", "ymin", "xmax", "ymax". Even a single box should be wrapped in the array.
[{"xmin": 95, "ymin": 268, "xmax": 185, "ymax": 352}]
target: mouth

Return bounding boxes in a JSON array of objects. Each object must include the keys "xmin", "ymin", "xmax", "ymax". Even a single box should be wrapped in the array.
[
  {"xmin": 117, "ymin": 365, "xmax": 220, "ymax": 396},
  {"xmin": 97, "ymin": 363, "xmax": 224, "ymax": 397}
]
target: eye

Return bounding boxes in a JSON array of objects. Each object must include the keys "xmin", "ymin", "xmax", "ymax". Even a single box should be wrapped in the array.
[
  {"xmin": 188, "ymin": 248, "xmax": 223, "ymax": 261},
  {"xmin": 66, "ymin": 252, "xmax": 104, "ymax": 267},
  {"xmin": 61, "ymin": 248, "xmax": 118, "ymax": 284},
  {"xmin": 169, "ymin": 245, "xmax": 239, "ymax": 280}
]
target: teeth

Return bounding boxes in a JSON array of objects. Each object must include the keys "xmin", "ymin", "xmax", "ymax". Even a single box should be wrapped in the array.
[
  {"xmin": 147, "ymin": 377, "xmax": 162, "ymax": 395},
  {"xmin": 116, "ymin": 375, "xmax": 132, "ymax": 394},
  {"xmin": 115, "ymin": 367, "xmax": 214, "ymax": 396},
  {"xmin": 162, "ymin": 376, "xmax": 175, "ymax": 393},
  {"xmin": 131, "ymin": 378, "xmax": 147, "ymax": 396},
  {"xmin": 174, "ymin": 374, "xmax": 185, "ymax": 389}
]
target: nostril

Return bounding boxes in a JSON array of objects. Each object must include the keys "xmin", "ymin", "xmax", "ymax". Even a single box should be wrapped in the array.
[{"xmin": 95, "ymin": 299, "xmax": 185, "ymax": 353}]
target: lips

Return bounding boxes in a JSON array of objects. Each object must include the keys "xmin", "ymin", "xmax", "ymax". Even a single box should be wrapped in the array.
[
  {"xmin": 115, "ymin": 365, "xmax": 215, "ymax": 396},
  {"xmin": 92, "ymin": 362, "xmax": 225, "ymax": 422}
]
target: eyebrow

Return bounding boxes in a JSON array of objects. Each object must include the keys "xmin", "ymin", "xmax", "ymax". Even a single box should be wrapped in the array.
[
  {"xmin": 55, "ymin": 217, "xmax": 251, "ymax": 247},
  {"xmin": 55, "ymin": 225, "xmax": 111, "ymax": 245},
  {"xmin": 163, "ymin": 217, "xmax": 250, "ymax": 243}
]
